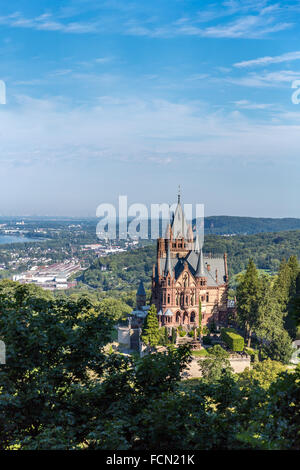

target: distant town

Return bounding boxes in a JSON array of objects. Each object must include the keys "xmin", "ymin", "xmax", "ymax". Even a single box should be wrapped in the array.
[{"xmin": 0, "ymin": 218, "xmax": 141, "ymax": 290}]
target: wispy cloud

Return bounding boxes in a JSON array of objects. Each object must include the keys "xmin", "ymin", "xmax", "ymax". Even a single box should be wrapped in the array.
[
  {"xmin": 235, "ymin": 50, "xmax": 300, "ymax": 68},
  {"xmin": 0, "ymin": 2, "xmax": 295, "ymax": 39},
  {"xmin": 233, "ymin": 99, "xmax": 274, "ymax": 109},
  {"xmin": 225, "ymin": 69, "xmax": 300, "ymax": 87},
  {"xmin": 126, "ymin": 5, "xmax": 293, "ymax": 39},
  {"xmin": 0, "ymin": 12, "xmax": 99, "ymax": 34},
  {"xmin": 1, "ymin": 93, "xmax": 299, "ymax": 168}
]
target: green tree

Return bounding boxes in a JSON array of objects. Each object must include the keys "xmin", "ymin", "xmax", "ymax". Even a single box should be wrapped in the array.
[
  {"xmin": 236, "ymin": 259, "xmax": 261, "ymax": 347},
  {"xmin": 238, "ymin": 359, "xmax": 286, "ymax": 392},
  {"xmin": 198, "ymin": 345, "xmax": 233, "ymax": 383},
  {"xmin": 98, "ymin": 297, "xmax": 132, "ymax": 322},
  {"xmin": 141, "ymin": 304, "xmax": 160, "ymax": 347},
  {"xmin": 0, "ymin": 281, "xmax": 113, "ymax": 449},
  {"xmin": 292, "ymin": 272, "xmax": 300, "ymax": 329},
  {"xmin": 238, "ymin": 365, "xmax": 300, "ymax": 449},
  {"xmin": 274, "ymin": 259, "xmax": 292, "ymax": 309},
  {"xmin": 261, "ymin": 328, "xmax": 293, "ymax": 364},
  {"xmin": 171, "ymin": 327, "xmax": 177, "ymax": 344}
]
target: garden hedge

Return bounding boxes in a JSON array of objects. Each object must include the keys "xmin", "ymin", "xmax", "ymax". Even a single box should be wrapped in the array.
[{"xmin": 221, "ymin": 328, "xmax": 244, "ymax": 352}]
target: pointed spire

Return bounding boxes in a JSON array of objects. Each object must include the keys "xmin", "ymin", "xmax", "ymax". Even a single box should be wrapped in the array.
[
  {"xmin": 137, "ymin": 280, "xmax": 146, "ymax": 296},
  {"xmin": 164, "ymin": 241, "xmax": 173, "ymax": 277},
  {"xmin": 187, "ymin": 224, "xmax": 193, "ymax": 242},
  {"xmin": 195, "ymin": 248, "xmax": 205, "ymax": 277},
  {"xmin": 194, "ymin": 233, "xmax": 200, "ymax": 253},
  {"xmin": 171, "ymin": 188, "xmax": 188, "ymax": 239}
]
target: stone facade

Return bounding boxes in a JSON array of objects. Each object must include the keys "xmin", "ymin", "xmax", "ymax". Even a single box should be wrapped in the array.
[{"xmin": 151, "ymin": 196, "xmax": 229, "ymax": 329}]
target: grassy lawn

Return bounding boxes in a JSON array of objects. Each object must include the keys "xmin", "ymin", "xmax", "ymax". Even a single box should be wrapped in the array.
[{"xmin": 191, "ymin": 349, "xmax": 208, "ymax": 357}]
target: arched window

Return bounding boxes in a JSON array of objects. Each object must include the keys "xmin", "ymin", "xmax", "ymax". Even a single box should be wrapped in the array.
[
  {"xmin": 176, "ymin": 311, "xmax": 181, "ymax": 323},
  {"xmin": 167, "ymin": 294, "xmax": 170, "ymax": 304},
  {"xmin": 190, "ymin": 312, "xmax": 196, "ymax": 323}
]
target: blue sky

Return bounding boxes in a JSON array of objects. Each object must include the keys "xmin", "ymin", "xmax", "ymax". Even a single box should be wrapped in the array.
[{"xmin": 0, "ymin": 0, "xmax": 300, "ymax": 216}]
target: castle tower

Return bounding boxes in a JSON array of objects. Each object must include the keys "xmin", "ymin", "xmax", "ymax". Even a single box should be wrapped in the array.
[
  {"xmin": 136, "ymin": 280, "xmax": 146, "ymax": 310},
  {"xmin": 151, "ymin": 191, "xmax": 229, "ymax": 328}
]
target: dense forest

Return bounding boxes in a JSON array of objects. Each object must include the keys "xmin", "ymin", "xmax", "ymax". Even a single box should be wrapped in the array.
[
  {"xmin": 0, "ymin": 281, "xmax": 299, "ymax": 450},
  {"xmin": 204, "ymin": 216, "xmax": 300, "ymax": 234},
  {"xmin": 81, "ymin": 229, "xmax": 300, "ymax": 291}
]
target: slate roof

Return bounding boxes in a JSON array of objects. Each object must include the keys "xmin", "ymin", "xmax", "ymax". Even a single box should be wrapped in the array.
[
  {"xmin": 195, "ymin": 249, "xmax": 205, "ymax": 277},
  {"xmin": 164, "ymin": 309, "xmax": 174, "ymax": 316},
  {"xmin": 158, "ymin": 250, "xmax": 226, "ymax": 286},
  {"xmin": 164, "ymin": 241, "xmax": 173, "ymax": 276}
]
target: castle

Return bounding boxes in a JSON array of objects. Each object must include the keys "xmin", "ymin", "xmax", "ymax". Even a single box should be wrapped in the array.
[{"xmin": 130, "ymin": 193, "xmax": 229, "ymax": 330}]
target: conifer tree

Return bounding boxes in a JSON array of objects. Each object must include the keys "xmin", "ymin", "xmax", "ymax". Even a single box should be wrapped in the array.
[
  {"xmin": 236, "ymin": 259, "xmax": 261, "ymax": 347},
  {"xmin": 275, "ymin": 256, "xmax": 299, "ymax": 337},
  {"xmin": 171, "ymin": 327, "xmax": 177, "ymax": 344},
  {"xmin": 164, "ymin": 326, "xmax": 169, "ymax": 345},
  {"xmin": 255, "ymin": 275, "xmax": 292, "ymax": 361},
  {"xmin": 287, "ymin": 255, "xmax": 299, "ymax": 291},
  {"xmin": 292, "ymin": 271, "xmax": 300, "ymax": 329},
  {"xmin": 274, "ymin": 259, "xmax": 292, "ymax": 309},
  {"xmin": 141, "ymin": 304, "xmax": 160, "ymax": 347}
]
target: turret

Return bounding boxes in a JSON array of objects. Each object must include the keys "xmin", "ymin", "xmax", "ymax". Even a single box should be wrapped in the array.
[
  {"xmin": 136, "ymin": 280, "xmax": 146, "ymax": 310},
  {"xmin": 164, "ymin": 240, "xmax": 173, "ymax": 277},
  {"xmin": 195, "ymin": 248, "xmax": 205, "ymax": 278}
]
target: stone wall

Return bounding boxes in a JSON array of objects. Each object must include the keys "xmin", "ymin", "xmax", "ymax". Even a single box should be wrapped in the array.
[
  {"xmin": 117, "ymin": 326, "xmax": 141, "ymax": 351},
  {"xmin": 117, "ymin": 326, "xmax": 131, "ymax": 347}
]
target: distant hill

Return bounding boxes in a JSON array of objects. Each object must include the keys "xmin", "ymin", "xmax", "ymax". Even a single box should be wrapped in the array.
[
  {"xmin": 203, "ymin": 216, "xmax": 300, "ymax": 235},
  {"xmin": 81, "ymin": 229, "xmax": 300, "ymax": 292}
]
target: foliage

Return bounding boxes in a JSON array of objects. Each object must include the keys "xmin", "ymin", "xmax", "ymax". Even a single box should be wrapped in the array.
[
  {"xmin": 192, "ymin": 349, "xmax": 208, "ymax": 357},
  {"xmin": 0, "ymin": 280, "xmax": 113, "ymax": 449},
  {"xmin": 202, "ymin": 325, "xmax": 209, "ymax": 335},
  {"xmin": 238, "ymin": 359, "xmax": 286, "ymax": 391},
  {"xmin": 0, "ymin": 281, "xmax": 299, "ymax": 451},
  {"xmin": 202, "ymin": 335, "xmax": 212, "ymax": 345},
  {"xmin": 198, "ymin": 345, "xmax": 232, "ymax": 383},
  {"xmin": 236, "ymin": 258, "xmax": 295, "ymax": 362},
  {"xmin": 157, "ymin": 326, "xmax": 171, "ymax": 346},
  {"xmin": 81, "ymin": 230, "xmax": 300, "ymax": 291},
  {"xmin": 141, "ymin": 304, "xmax": 160, "ymax": 347},
  {"xmin": 260, "ymin": 328, "xmax": 294, "ymax": 364},
  {"xmin": 171, "ymin": 327, "xmax": 177, "ymax": 344},
  {"xmin": 244, "ymin": 347, "xmax": 259, "ymax": 363},
  {"xmin": 236, "ymin": 259, "xmax": 261, "ymax": 347},
  {"xmin": 98, "ymin": 297, "xmax": 132, "ymax": 322},
  {"xmin": 237, "ymin": 365, "xmax": 300, "ymax": 450},
  {"xmin": 177, "ymin": 325, "xmax": 187, "ymax": 337},
  {"xmin": 221, "ymin": 328, "xmax": 244, "ymax": 352}
]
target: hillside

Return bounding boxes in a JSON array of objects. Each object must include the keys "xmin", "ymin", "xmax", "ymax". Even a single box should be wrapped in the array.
[
  {"xmin": 81, "ymin": 229, "xmax": 300, "ymax": 292},
  {"xmin": 204, "ymin": 216, "xmax": 300, "ymax": 235}
]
